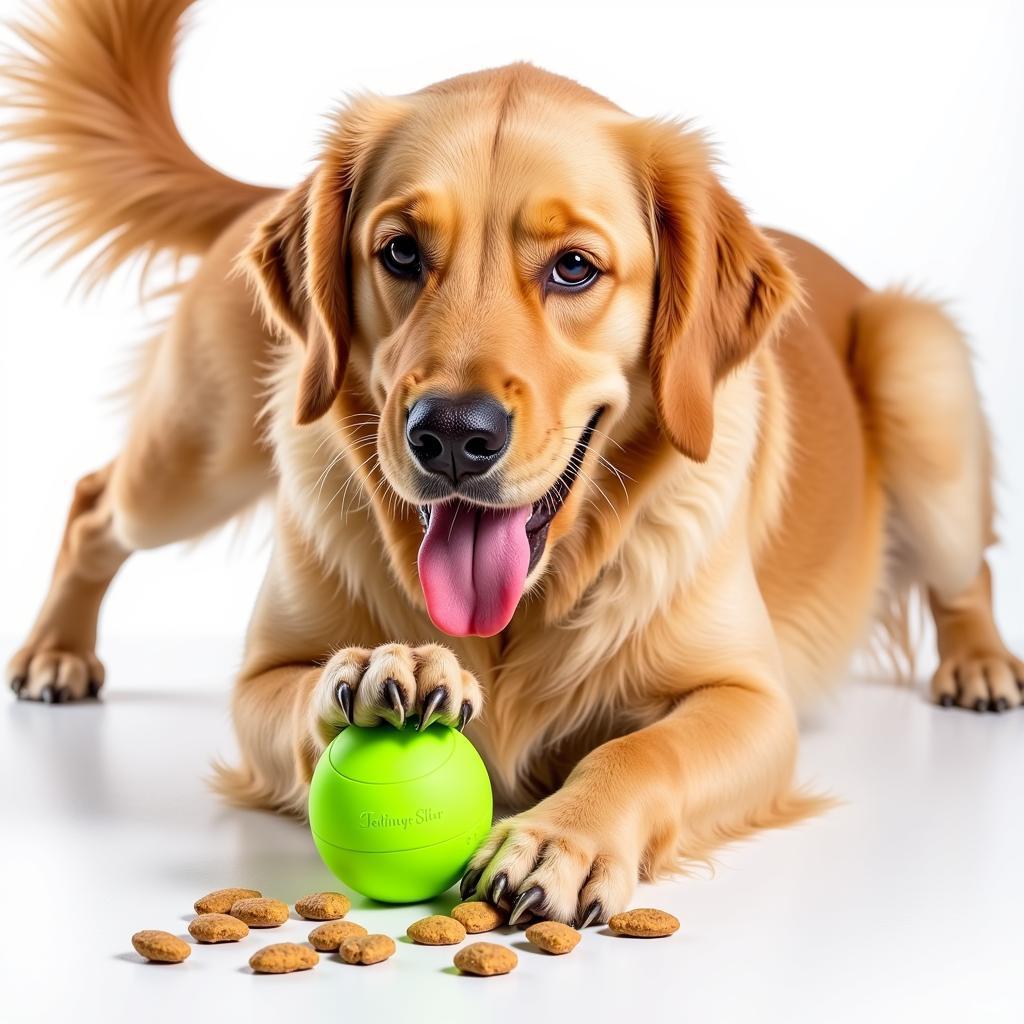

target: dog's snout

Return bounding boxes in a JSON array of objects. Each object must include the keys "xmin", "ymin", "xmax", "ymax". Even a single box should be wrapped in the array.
[{"xmin": 406, "ymin": 393, "xmax": 511, "ymax": 484}]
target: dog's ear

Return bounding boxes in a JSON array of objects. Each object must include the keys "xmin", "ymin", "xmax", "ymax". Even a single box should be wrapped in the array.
[
  {"xmin": 243, "ymin": 95, "xmax": 406, "ymax": 425},
  {"xmin": 619, "ymin": 120, "xmax": 801, "ymax": 461},
  {"xmin": 245, "ymin": 176, "xmax": 341, "ymax": 424}
]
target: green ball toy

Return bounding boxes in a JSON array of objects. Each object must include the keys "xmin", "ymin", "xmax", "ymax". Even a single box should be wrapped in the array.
[{"xmin": 308, "ymin": 723, "xmax": 493, "ymax": 903}]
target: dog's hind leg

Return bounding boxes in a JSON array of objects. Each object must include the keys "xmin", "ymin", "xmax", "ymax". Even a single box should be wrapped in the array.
[
  {"xmin": 852, "ymin": 289, "xmax": 1023, "ymax": 710},
  {"xmin": 7, "ymin": 463, "xmax": 127, "ymax": 702},
  {"xmin": 928, "ymin": 560, "xmax": 1024, "ymax": 711},
  {"xmin": 7, "ymin": 254, "xmax": 275, "ymax": 702}
]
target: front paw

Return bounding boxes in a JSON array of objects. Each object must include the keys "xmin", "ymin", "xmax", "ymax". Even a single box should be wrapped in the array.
[
  {"xmin": 460, "ymin": 803, "xmax": 640, "ymax": 928},
  {"xmin": 310, "ymin": 643, "xmax": 483, "ymax": 744}
]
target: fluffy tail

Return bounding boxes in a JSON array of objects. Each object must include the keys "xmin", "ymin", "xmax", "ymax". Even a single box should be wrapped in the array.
[{"xmin": 1, "ymin": 0, "xmax": 275, "ymax": 284}]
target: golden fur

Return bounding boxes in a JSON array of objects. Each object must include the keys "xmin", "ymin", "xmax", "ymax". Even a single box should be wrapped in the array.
[{"xmin": 5, "ymin": 0, "xmax": 1021, "ymax": 925}]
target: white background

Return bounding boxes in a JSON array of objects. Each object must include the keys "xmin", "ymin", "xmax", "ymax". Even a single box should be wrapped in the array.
[
  {"xmin": 1, "ymin": 3, "xmax": 1023, "ymax": 1022},
  {"xmin": 0, "ymin": 0, "xmax": 1021, "ymax": 653}
]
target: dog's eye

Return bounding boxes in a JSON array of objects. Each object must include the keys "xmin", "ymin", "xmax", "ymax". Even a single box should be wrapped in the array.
[
  {"xmin": 549, "ymin": 250, "xmax": 599, "ymax": 290},
  {"xmin": 380, "ymin": 235, "xmax": 422, "ymax": 279}
]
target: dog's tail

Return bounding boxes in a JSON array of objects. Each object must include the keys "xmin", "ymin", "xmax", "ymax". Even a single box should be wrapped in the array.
[{"xmin": 1, "ymin": 0, "xmax": 275, "ymax": 285}]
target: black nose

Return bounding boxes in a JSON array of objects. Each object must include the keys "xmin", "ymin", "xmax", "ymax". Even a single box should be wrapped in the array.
[{"xmin": 406, "ymin": 393, "xmax": 511, "ymax": 484}]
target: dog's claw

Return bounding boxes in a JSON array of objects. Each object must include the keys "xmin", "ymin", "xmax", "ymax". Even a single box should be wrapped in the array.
[
  {"xmin": 41, "ymin": 684, "xmax": 57, "ymax": 704},
  {"xmin": 418, "ymin": 687, "xmax": 446, "ymax": 731},
  {"xmin": 489, "ymin": 872, "xmax": 508, "ymax": 907},
  {"xmin": 383, "ymin": 678, "xmax": 405, "ymax": 728},
  {"xmin": 460, "ymin": 867, "xmax": 483, "ymax": 900},
  {"xmin": 577, "ymin": 900, "xmax": 603, "ymax": 929},
  {"xmin": 87, "ymin": 679, "xmax": 102, "ymax": 699},
  {"xmin": 994, "ymin": 697, "xmax": 1009, "ymax": 713},
  {"xmin": 508, "ymin": 885, "xmax": 545, "ymax": 926},
  {"xmin": 335, "ymin": 682, "xmax": 353, "ymax": 725},
  {"xmin": 10, "ymin": 676, "xmax": 26, "ymax": 697},
  {"xmin": 457, "ymin": 700, "xmax": 472, "ymax": 732},
  {"xmin": 974, "ymin": 698, "xmax": 987, "ymax": 713},
  {"xmin": 938, "ymin": 694, "xmax": 954, "ymax": 708}
]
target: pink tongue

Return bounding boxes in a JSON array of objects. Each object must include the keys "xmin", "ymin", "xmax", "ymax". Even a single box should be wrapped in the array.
[{"xmin": 417, "ymin": 500, "xmax": 532, "ymax": 637}]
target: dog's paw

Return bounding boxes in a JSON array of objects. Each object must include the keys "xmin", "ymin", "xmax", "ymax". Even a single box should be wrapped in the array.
[
  {"xmin": 931, "ymin": 649, "xmax": 1024, "ymax": 712},
  {"xmin": 309, "ymin": 643, "xmax": 483, "ymax": 743},
  {"xmin": 460, "ymin": 805, "xmax": 639, "ymax": 928},
  {"xmin": 7, "ymin": 645, "xmax": 105, "ymax": 703}
]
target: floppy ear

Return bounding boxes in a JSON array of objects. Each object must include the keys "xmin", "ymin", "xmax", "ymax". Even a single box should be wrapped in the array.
[
  {"xmin": 244, "ymin": 96, "xmax": 406, "ymax": 425},
  {"xmin": 623, "ymin": 120, "xmax": 801, "ymax": 461},
  {"xmin": 244, "ymin": 174, "xmax": 344, "ymax": 423}
]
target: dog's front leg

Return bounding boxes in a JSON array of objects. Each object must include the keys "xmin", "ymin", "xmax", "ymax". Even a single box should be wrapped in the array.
[
  {"xmin": 216, "ymin": 644, "xmax": 484, "ymax": 816},
  {"xmin": 462, "ymin": 678, "xmax": 807, "ymax": 927}
]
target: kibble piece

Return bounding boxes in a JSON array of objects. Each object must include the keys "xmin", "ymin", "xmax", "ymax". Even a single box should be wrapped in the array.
[
  {"xmin": 194, "ymin": 887, "xmax": 261, "ymax": 915},
  {"xmin": 407, "ymin": 914, "xmax": 466, "ymax": 946},
  {"xmin": 453, "ymin": 941, "xmax": 517, "ymax": 976},
  {"xmin": 131, "ymin": 930, "xmax": 191, "ymax": 964},
  {"xmin": 188, "ymin": 913, "xmax": 249, "ymax": 944},
  {"xmin": 450, "ymin": 901, "xmax": 506, "ymax": 934},
  {"xmin": 249, "ymin": 943, "xmax": 319, "ymax": 974},
  {"xmin": 338, "ymin": 934, "xmax": 396, "ymax": 965},
  {"xmin": 229, "ymin": 897, "xmax": 289, "ymax": 928},
  {"xmin": 608, "ymin": 908, "xmax": 680, "ymax": 938},
  {"xmin": 307, "ymin": 920, "xmax": 368, "ymax": 952},
  {"xmin": 525, "ymin": 920, "xmax": 580, "ymax": 955},
  {"xmin": 294, "ymin": 891, "xmax": 351, "ymax": 921}
]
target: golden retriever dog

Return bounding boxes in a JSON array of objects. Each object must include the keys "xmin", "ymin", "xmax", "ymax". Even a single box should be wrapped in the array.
[{"xmin": 5, "ymin": 0, "xmax": 1021, "ymax": 926}]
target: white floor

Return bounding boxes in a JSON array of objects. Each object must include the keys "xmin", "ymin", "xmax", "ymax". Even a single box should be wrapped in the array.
[{"xmin": 2, "ymin": 635, "xmax": 1022, "ymax": 1024}]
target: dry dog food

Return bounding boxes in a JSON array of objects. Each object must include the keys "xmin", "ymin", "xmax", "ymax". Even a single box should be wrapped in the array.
[
  {"xmin": 188, "ymin": 913, "xmax": 249, "ymax": 943},
  {"xmin": 295, "ymin": 891, "xmax": 351, "ymax": 921},
  {"xmin": 453, "ymin": 941, "xmax": 517, "ymax": 976},
  {"xmin": 131, "ymin": 930, "xmax": 191, "ymax": 964},
  {"xmin": 307, "ymin": 920, "xmax": 368, "ymax": 951},
  {"xmin": 229, "ymin": 897, "xmax": 289, "ymax": 928},
  {"xmin": 338, "ymin": 934, "xmax": 396, "ymax": 965},
  {"xmin": 525, "ymin": 920, "xmax": 580, "ymax": 954},
  {"xmin": 608, "ymin": 908, "xmax": 680, "ymax": 938},
  {"xmin": 249, "ymin": 943, "xmax": 319, "ymax": 974},
  {"xmin": 407, "ymin": 915, "xmax": 466, "ymax": 945},
  {"xmin": 194, "ymin": 887, "xmax": 261, "ymax": 915},
  {"xmin": 451, "ymin": 901, "xmax": 506, "ymax": 934}
]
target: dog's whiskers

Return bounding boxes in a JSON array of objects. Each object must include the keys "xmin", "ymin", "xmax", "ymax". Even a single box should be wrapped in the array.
[
  {"xmin": 448, "ymin": 501, "xmax": 461, "ymax": 544},
  {"xmin": 339, "ymin": 454, "xmax": 386, "ymax": 522},
  {"xmin": 571, "ymin": 459, "xmax": 621, "ymax": 529},
  {"xmin": 581, "ymin": 495, "xmax": 612, "ymax": 533},
  {"xmin": 559, "ymin": 430, "xmax": 632, "ymax": 503},
  {"xmin": 311, "ymin": 432, "xmax": 378, "ymax": 504},
  {"xmin": 323, "ymin": 449, "xmax": 380, "ymax": 516},
  {"xmin": 313, "ymin": 450, "xmax": 349, "ymax": 505},
  {"xmin": 594, "ymin": 453, "xmax": 632, "ymax": 501},
  {"xmin": 352, "ymin": 462, "xmax": 399, "ymax": 517},
  {"xmin": 561, "ymin": 423, "xmax": 627, "ymax": 453},
  {"xmin": 311, "ymin": 414, "xmax": 380, "ymax": 457},
  {"xmin": 309, "ymin": 425, "xmax": 377, "ymax": 482}
]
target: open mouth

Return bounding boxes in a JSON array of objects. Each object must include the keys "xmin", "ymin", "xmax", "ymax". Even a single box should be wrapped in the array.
[{"xmin": 416, "ymin": 409, "xmax": 602, "ymax": 637}]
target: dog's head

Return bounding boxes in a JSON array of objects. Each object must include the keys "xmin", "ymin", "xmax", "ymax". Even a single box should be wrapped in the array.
[{"xmin": 246, "ymin": 65, "xmax": 798, "ymax": 637}]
